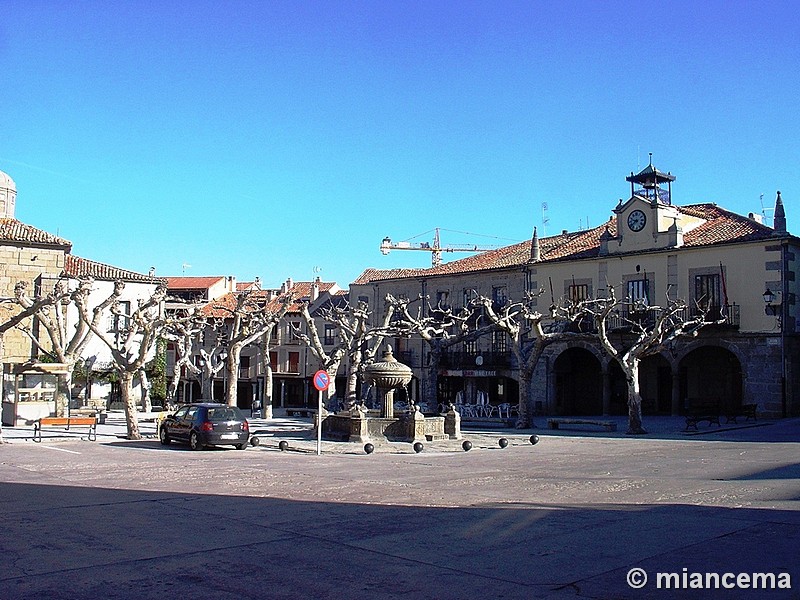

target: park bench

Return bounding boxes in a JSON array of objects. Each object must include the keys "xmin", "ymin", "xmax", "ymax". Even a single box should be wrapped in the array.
[
  {"xmin": 33, "ymin": 416, "xmax": 97, "ymax": 442},
  {"xmin": 684, "ymin": 400, "xmax": 721, "ymax": 431},
  {"xmin": 285, "ymin": 408, "xmax": 316, "ymax": 418},
  {"xmin": 725, "ymin": 403, "xmax": 757, "ymax": 424},
  {"xmin": 547, "ymin": 418, "xmax": 617, "ymax": 432}
]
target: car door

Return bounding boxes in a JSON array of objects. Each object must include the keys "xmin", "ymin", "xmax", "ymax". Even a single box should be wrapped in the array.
[{"xmin": 171, "ymin": 406, "xmax": 195, "ymax": 441}]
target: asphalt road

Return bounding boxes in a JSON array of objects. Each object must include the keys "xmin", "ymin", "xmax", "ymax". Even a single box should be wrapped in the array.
[{"xmin": 1, "ymin": 419, "xmax": 799, "ymax": 599}]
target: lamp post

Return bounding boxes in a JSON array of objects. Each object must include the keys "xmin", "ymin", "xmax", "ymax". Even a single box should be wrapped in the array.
[{"xmin": 764, "ymin": 287, "xmax": 786, "ymax": 417}]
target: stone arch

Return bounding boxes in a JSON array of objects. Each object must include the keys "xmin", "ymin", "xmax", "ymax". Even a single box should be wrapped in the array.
[
  {"xmin": 678, "ymin": 344, "xmax": 743, "ymax": 414},
  {"xmin": 553, "ymin": 346, "xmax": 603, "ymax": 415},
  {"xmin": 639, "ymin": 353, "xmax": 673, "ymax": 415}
]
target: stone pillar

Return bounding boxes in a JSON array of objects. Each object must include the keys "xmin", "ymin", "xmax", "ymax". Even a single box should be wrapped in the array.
[
  {"xmin": 381, "ymin": 388, "xmax": 394, "ymax": 418},
  {"xmin": 411, "ymin": 405, "xmax": 425, "ymax": 441},
  {"xmin": 444, "ymin": 405, "xmax": 462, "ymax": 440},
  {"xmin": 671, "ymin": 370, "xmax": 681, "ymax": 416},
  {"xmin": 602, "ymin": 369, "xmax": 611, "ymax": 416},
  {"xmin": 349, "ymin": 406, "xmax": 370, "ymax": 443}
]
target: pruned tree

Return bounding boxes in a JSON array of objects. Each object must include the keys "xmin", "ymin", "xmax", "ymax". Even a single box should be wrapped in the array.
[
  {"xmin": 293, "ymin": 298, "xmax": 396, "ymax": 411},
  {"xmin": 385, "ymin": 294, "xmax": 496, "ymax": 411},
  {"xmin": 210, "ymin": 289, "xmax": 293, "ymax": 407},
  {"xmin": 578, "ymin": 285, "xmax": 716, "ymax": 434},
  {"xmin": 6, "ymin": 279, "xmax": 81, "ymax": 416},
  {"xmin": 73, "ymin": 279, "xmax": 168, "ymax": 440},
  {"xmin": 161, "ymin": 308, "xmax": 220, "ymax": 404},
  {"xmin": 478, "ymin": 290, "xmax": 589, "ymax": 428}
]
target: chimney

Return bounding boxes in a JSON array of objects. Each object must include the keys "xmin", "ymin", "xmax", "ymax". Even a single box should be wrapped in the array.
[
  {"xmin": 774, "ymin": 191, "xmax": 787, "ymax": 234},
  {"xmin": 310, "ymin": 279, "xmax": 320, "ymax": 301}
]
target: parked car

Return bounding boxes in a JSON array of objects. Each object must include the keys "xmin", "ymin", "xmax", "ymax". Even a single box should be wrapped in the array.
[{"xmin": 159, "ymin": 403, "xmax": 250, "ymax": 450}]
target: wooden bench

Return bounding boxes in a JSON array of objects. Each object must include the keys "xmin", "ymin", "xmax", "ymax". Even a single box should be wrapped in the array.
[
  {"xmin": 33, "ymin": 416, "xmax": 97, "ymax": 442},
  {"xmin": 285, "ymin": 408, "xmax": 316, "ymax": 418},
  {"xmin": 685, "ymin": 400, "xmax": 721, "ymax": 431},
  {"xmin": 547, "ymin": 418, "xmax": 617, "ymax": 432},
  {"xmin": 725, "ymin": 403, "xmax": 757, "ymax": 424}
]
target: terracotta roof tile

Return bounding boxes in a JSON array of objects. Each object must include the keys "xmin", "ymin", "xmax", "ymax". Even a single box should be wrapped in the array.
[
  {"xmin": 354, "ymin": 204, "xmax": 783, "ymax": 284},
  {"xmin": 0, "ymin": 218, "xmax": 72, "ymax": 249},
  {"xmin": 166, "ymin": 276, "xmax": 228, "ymax": 290},
  {"xmin": 63, "ymin": 255, "xmax": 165, "ymax": 284}
]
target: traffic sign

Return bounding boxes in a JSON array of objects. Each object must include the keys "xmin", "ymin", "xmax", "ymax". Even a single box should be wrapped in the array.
[{"xmin": 313, "ymin": 370, "xmax": 330, "ymax": 392}]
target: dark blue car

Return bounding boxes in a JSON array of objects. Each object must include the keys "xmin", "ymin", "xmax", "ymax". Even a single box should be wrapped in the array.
[{"xmin": 159, "ymin": 403, "xmax": 250, "ymax": 450}]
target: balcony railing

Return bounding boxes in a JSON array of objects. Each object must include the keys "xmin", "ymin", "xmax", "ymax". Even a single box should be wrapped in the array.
[
  {"xmin": 607, "ymin": 303, "xmax": 740, "ymax": 331},
  {"xmin": 441, "ymin": 350, "xmax": 511, "ymax": 369}
]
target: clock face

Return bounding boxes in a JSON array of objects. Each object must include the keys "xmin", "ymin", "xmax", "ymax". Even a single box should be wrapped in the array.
[{"xmin": 627, "ymin": 209, "xmax": 647, "ymax": 232}]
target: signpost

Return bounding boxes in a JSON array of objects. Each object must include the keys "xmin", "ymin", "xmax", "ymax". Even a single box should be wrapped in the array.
[{"xmin": 312, "ymin": 370, "xmax": 330, "ymax": 455}]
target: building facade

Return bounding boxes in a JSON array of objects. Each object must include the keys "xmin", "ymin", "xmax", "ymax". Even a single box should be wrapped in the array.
[{"xmin": 351, "ymin": 164, "xmax": 798, "ymax": 420}]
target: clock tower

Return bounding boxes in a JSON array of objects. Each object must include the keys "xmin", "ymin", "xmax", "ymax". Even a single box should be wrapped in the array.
[{"xmin": 606, "ymin": 157, "xmax": 704, "ymax": 255}]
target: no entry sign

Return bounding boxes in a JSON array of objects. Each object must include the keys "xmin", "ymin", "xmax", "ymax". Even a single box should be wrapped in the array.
[{"xmin": 313, "ymin": 370, "xmax": 330, "ymax": 392}]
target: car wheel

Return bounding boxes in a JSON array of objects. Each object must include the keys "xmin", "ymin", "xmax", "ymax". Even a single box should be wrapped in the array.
[
  {"xmin": 235, "ymin": 442, "xmax": 246, "ymax": 450},
  {"xmin": 189, "ymin": 431, "xmax": 204, "ymax": 451},
  {"xmin": 159, "ymin": 427, "xmax": 170, "ymax": 446}
]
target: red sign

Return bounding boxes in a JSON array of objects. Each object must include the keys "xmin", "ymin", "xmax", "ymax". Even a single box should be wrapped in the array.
[{"xmin": 313, "ymin": 370, "xmax": 330, "ymax": 391}]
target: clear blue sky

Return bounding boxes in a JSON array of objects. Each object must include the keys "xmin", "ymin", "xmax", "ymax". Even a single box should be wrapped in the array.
[{"xmin": 1, "ymin": 1, "xmax": 798, "ymax": 287}]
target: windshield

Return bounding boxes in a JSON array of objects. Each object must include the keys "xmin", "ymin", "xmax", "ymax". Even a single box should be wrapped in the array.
[{"xmin": 206, "ymin": 407, "xmax": 245, "ymax": 422}]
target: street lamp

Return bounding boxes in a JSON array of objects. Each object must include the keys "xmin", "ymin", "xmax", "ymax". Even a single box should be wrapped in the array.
[{"xmin": 763, "ymin": 288, "xmax": 781, "ymax": 318}]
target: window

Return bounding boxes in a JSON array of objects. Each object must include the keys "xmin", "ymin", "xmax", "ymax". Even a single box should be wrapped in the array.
[
  {"xmin": 492, "ymin": 330, "xmax": 507, "ymax": 353},
  {"xmin": 462, "ymin": 288, "xmax": 477, "ymax": 307},
  {"xmin": 435, "ymin": 290, "xmax": 450, "ymax": 309},
  {"xmin": 269, "ymin": 351, "xmax": 277, "ymax": 371},
  {"xmin": 492, "ymin": 285, "xmax": 508, "ymax": 307},
  {"xmin": 288, "ymin": 321, "xmax": 301, "ymax": 341},
  {"xmin": 288, "ymin": 352, "xmax": 300, "ymax": 373},
  {"xmin": 109, "ymin": 300, "xmax": 131, "ymax": 332},
  {"xmin": 568, "ymin": 284, "xmax": 589, "ymax": 303},
  {"xmin": 627, "ymin": 279, "xmax": 650, "ymax": 307},
  {"xmin": 464, "ymin": 339, "xmax": 477, "ymax": 356},
  {"xmin": 695, "ymin": 274, "xmax": 721, "ymax": 314},
  {"xmin": 324, "ymin": 324, "xmax": 336, "ymax": 346}
]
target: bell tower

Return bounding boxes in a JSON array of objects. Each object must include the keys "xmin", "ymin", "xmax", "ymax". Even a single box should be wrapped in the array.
[{"xmin": 0, "ymin": 170, "xmax": 17, "ymax": 219}]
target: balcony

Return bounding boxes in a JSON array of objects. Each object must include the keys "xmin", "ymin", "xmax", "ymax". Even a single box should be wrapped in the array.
[
  {"xmin": 607, "ymin": 304, "xmax": 740, "ymax": 331},
  {"xmin": 441, "ymin": 350, "xmax": 511, "ymax": 369}
]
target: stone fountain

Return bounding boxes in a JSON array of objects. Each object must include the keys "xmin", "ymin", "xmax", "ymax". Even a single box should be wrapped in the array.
[{"xmin": 321, "ymin": 346, "xmax": 460, "ymax": 444}]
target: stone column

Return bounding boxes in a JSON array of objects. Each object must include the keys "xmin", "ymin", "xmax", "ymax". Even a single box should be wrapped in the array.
[
  {"xmin": 671, "ymin": 370, "xmax": 681, "ymax": 416},
  {"xmin": 444, "ymin": 405, "xmax": 462, "ymax": 440},
  {"xmin": 381, "ymin": 388, "xmax": 394, "ymax": 419}
]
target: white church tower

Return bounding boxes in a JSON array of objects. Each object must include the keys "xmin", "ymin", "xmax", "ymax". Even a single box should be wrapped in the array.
[{"xmin": 0, "ymin": 170, "xmax": 17, "ymax": 219}]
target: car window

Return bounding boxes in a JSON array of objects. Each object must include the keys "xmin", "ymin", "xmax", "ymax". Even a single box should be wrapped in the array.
[
  {"xmin": 206, "ymin": 407, "xmax": 244, "ymax": 422},
  {"xmin": 186, "ymin": 407, "xmax": 199, "ymax": 421},
  {"xmin": 174, "ymin": 406, "xmax": 189, "ymax": 419}
]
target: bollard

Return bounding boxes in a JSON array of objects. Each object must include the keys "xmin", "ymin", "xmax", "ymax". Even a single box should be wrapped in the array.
[
  {"xmin": 529, "ymin": 434, "xmax": 539, "ymax": 445},
  {"xmin": 364, "ymin": 443, "xmax": 374, "ymax": 454},
  {"xmin": 498, "ymin": 437, "xmax": 508, "ymax": 448},
  {"xmin": 462, "ymin": 440, "xmax": 472, "ymax": 452},
  {"xmin": 413, "ymin": 441, "xmax": 424, "ymax": 453},
  {"xmin": 278, "ymin": 440, "xmax": 289, "ymax": 451}
]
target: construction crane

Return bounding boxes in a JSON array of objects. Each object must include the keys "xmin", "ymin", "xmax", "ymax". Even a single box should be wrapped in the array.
[{"xmin": 380, "ymin": 228, "xmax": 502, "ymax": 267}]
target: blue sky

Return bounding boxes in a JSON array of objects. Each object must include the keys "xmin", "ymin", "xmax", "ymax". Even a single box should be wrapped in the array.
[{"xmin": 1, "ymin": 1, "xmax": 798, "ymax": 287}]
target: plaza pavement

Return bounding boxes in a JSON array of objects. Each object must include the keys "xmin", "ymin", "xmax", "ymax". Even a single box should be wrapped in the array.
[{"xmin": 0, "ymin": 411, "xmax": 798, "ymax": 599}]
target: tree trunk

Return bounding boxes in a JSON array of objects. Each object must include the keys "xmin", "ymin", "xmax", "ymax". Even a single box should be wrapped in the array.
[
  {"xmin": 225, "ymin": 345, "xmax": 242, "ymax": 407},
  {"xmin": 55, "ymin": 371, "xmax": 72, "ymax": 417},
  {"xmin": 263, "ymin": 365, "xmax": 274, "ymax": 418},
  {"xmin": 624, "ymin": 360, "xmax": 647, "ymax": 435},
  {"xmin": 139, "ymin": 369, "xmax": 152, "ymax": 412},
  {"xmin": 120, "ymin": 371, "xmax": 142, "ymax": 440},
  {"xmin": 516, "ymin": 369, "xmax": 532, "ymax": 428},
  {"xmin": 344, "ymin": 347, "xmax": 362, "ymax": 411}
]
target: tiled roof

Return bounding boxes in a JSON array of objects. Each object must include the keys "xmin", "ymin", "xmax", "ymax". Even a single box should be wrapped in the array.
[
  {"xmin": 353, "ymin": 203, "xmax": 783, "ymax": 284},
  {"xmin": 63, "ymin": 255, "xmax": 165, "ymax": 284},
  {"xmin": 166, "ymin": 276, "xmax": 227, "ymax": 290},
  {"xmin": 0, "ymin": 218, "xmax": 72, "ymax": 249},
  {"xmin": 200, "ymin": 281, "xmax": 341, "ymax": 318}
]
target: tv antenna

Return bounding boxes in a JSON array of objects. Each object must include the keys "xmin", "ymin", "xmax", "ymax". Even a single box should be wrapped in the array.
[{"xmin": 542, "ymin": 202, "xmax": 550, "ymax": 236}]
